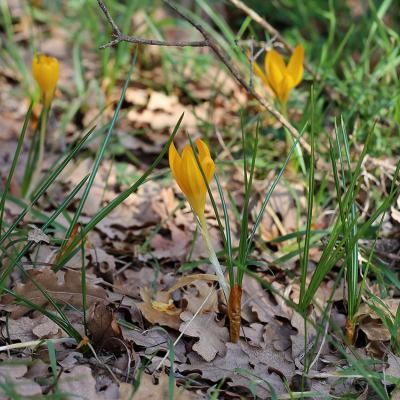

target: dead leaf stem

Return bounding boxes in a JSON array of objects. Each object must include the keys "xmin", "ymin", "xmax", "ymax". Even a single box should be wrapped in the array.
[{"xmin": 227, "ymin": 283, "xmax": 242, "ymax": 343}]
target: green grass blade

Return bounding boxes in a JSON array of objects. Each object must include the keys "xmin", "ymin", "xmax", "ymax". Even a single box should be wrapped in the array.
[
  {"xmin": 0, "ymin": 102, "xmax": 33, "ymax": 234},
  {"xmin": 62, "ymin": 51, "xmax": 137, "ymax": 247},
  {"xmin": 0, "ymin": 126, "xmax": 95, "ymax": 248},
  {"xmin": 0, "ymin": 175, "xmax": 89, "ymax": 292},
  {"xmin": 215, "ymin": 174, "xmax": 233, "ymax": 286},
  {"xmin": 238, "ymin": 118, "xmax": 259, "ymax": 284},
  {"xmin": 299, "ymin": 89, "xmax": 315, "ymax": 306},
  {"xmin": 55, "ymin": 112, "xmax": 184, "ymax": 270},
  {"xmin": 246, "ymin": 124, "xmax": 307, "ymax": 256}
]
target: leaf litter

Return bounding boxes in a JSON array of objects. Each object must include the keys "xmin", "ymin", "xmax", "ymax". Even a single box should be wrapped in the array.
[{"xmin": 1, "ymin": 1, "xmax": 400, "ymax": 398}]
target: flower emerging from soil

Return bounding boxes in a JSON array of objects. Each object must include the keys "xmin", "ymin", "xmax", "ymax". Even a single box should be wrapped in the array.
[
  {"xmin": 169, "ymin": 139, "xmax": 215, "ymax": 218},
  {"xmin": 32, "ymin": 54, "xmax": 59, "ymax": 107},
  {"xmin": 253, "ymin": 44, "xmax": 304, "ymax": 105}
]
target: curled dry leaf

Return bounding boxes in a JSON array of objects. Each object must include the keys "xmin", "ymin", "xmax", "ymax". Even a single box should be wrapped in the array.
[
  {"xmin": 355, "ymin": 299, "xmax": 400, "ymax": 342},
  {"xmin": 87, "ymin": 302, "xmax": 124, "ymax": 352},
  {"xmin": 138, "ymin": 287, "xmax": 181, "ymax": 330},
  {"xmin": 137, "ymin": 274, "xmax": 219, "ymax": 330},
  {"xmin": 2, "ymin": 267, "xmax": 107, "ymax": 318}
]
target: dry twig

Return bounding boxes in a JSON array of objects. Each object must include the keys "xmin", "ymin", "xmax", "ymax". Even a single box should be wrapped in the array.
[{"xmin": 97, "ymin": 0, "xmax": 311, "ymax": 154}]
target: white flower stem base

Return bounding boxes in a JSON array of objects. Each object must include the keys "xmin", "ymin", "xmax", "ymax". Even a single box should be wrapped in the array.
[{"xmin": 199, "ymin": 215, "xmax": 229, "ymax": 301}]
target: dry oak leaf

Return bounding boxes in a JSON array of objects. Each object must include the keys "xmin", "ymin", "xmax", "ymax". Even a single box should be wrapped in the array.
[
  {"xmin": 0, "ymin": 316, "xmax": 38, "ymax": 342},
  {"xmin": 119, "ymin": 371, "xmax": 196, "ymax": 400},
  {"xmin": 87, "ymin": 302, "xmax": 124, "ymax": 352},
  {"xmin": 137, "ymin": 274, "xmax": 219, "ymax": 330},
  {"xmin": 355, "ymin": 299, "xmax": 400, "ymax": 342},
  {"xmin": 2, "ymin": 268, "xmax": 107, "ymax": 318},
  {"xmin": 58, "ymin": 365, "xmax": 106, "ymax": 400},
  {"xmin": 386, "ymin": 353, "xmax": 400, "ymax": 380},
  {"xmin": 179, "ymin": 310, "xmax": 229, "ymax": 362},
  {"xmin": 150, "ymin": 224, "xmax": 190, "ymax": 260},
  {"xmin": 179, "ymin": 341, "xmax": 290, "ymax": 397},
  {"xmin": 182, "ymin": 280, "xmax": 219, "ymax": 315},
  {"xmin": 0, "ymin": 359, "xmax": 42, "ymax": 399},
  {"xmin": 241, "ymin": 275, "xmax": 291, "ymax": 324},
  {"xmin": 138, "ymin": 287, "xmax": 181, "ymax": 330}
]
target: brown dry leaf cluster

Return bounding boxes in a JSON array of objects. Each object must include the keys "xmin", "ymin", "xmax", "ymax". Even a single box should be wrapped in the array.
[{"xmin": 1, "ymin": 1, "xmax": 400, "ymax": 399}]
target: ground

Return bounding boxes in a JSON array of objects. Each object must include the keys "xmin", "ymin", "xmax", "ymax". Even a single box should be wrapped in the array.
[{"xmin": 0, "ymin": 1, "xmax": 400, "ymax": 399}]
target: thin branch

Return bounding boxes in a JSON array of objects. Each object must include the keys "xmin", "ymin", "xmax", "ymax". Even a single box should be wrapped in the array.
[
  {"xmin": 97, "ymin": 0, "xmax": 207, "ymax": 49},
  {"xmin": 97, "ymin": 0, "xmax": 311, "ymax": 154},
  {"xmin": 97, "ymin": 0, "xmax": 121, "ymax": 37},
  {"xmin": 228, "ymin": 0, "xmax": 317, "ymax": 78},
  {"xmin": 101, "ymin": 34, "xmax": 208, "ymax": 49}
]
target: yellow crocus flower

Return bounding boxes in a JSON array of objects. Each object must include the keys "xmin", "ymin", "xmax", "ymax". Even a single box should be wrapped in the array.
[
  {"xmin": 32, "ymin": 54, "xmax": 59, "ymax": 108},
  {"xmin": 253, "ymin": 44, "xmax": 304, "ymax": 105},
  {"xmin": 169, "ymin": 139, "xmax": 215, "ymax": 218}
]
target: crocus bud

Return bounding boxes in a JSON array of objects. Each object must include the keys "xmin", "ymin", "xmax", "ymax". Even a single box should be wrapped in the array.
[
  {"xmin": 32, "ymin": 54, "xmax": 59, "ymax": 108},
  {"xmin": 169, "ymin": 139, "xmax": 215, "ymax": 218},
  {"xmin": 253, "ymin": 44, "xmax": 304, "ymax": 105}
]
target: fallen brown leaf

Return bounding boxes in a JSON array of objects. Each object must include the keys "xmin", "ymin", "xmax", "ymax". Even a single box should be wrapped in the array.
[
  {"xmin": 58, "ymin": 365, "xmax": 106, "ymax": 400},
  {"xmin": 179, "ymin": 310, "xmax": 229, "ymax": 362},
  {"xmin": 2, "ymin": 268, "xmax": 108, "ymax": 318},
  {"xmin": 87, "ymin": 302, "xmax": 124, "ymax": 352},
  {"xmin": 138, "ymin": 287, "xmax": 181, "ymax": 330},
  {"xmin": 120, "ymin": 371, "xmax": 195, "ymax": 400}
]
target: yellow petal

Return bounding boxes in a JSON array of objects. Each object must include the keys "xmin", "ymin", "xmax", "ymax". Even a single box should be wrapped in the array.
[
  {"xmin": 168, "ymin": 141, "xmax": 180, "ymax": 175},
  {"xmin": 169, "ymin": 138, "xmax": 215, "ymax": 218},
  {"xmin": 201, "ymin": 156, "xmax": 215, "ymax": 184},
  {"xmin": 151, "ymin": 299, "xmax": 175, "ymax": 312},
  {"xmin": 277, "ymin": 74, "xmax": 295, "ymax": 104},
  {"xmin": 287, "ymin": 44, "xmax": 304, "ymax": 87},
  {"xmin": 195, "ymin": 139, "xmax": 216, "ymax": 183},
  {"xmin": 182, "ymin": 145, "xmax": 206, "ymax": 216},
  {"xmin": 265, "ymin": 50, "xmax": 286, "ymax": 95},
  {"xmin": 196, "ymin": 139, "xmax": 211, "ymax": 162},
  {"xmin": 32, "ymin": 54, "xmax": 59, "ymax": 107},
  {"xmin": 169, "ymin": 142, "xmax": 189, "ymax": 197},
  {"xmin": 252, "ymin": 60, "xmax": 269, "ymax": 87}
]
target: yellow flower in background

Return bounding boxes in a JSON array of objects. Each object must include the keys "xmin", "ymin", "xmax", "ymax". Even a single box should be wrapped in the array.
[
  {"xmin": 253, "ymin": 44, "xmax": 304, "ymax": 105},
  {"xmin": 169, "ymin": 139, "xmax": 215, "ymax": 218},
  {"xmin": 32, "ymin": 54, "xmax": 59, "ymax": 107}
]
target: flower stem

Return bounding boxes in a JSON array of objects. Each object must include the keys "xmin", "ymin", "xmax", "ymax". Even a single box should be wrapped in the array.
[
  {"xmin": 198, "ymin": 214, "xmax": 229, "ymax": 301},
  {"xmin": 280, "ymin": 102, "xmax": 306, "ymax": 175}
]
